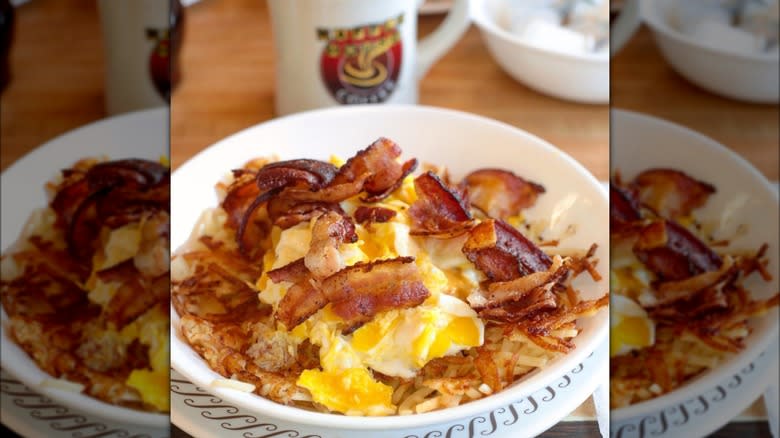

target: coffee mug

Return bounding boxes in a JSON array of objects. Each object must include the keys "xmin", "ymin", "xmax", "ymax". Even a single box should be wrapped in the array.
[
  {"xmin": 267, "ymin": 0, "xmax": 470, "ymax": 115},
  {"xmin": 98, "ymin": 0, "xmax": 174, "ymax": 115}
]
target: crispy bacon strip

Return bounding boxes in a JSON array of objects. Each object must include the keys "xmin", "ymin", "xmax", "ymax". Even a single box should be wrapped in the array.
[
  {"xmin": 462, "ymin": 219, "xmax": 552, "ymax": 282},
  {"xmin": 66, "ymin": 188, "xmax": 107, "ymax": 260},
  {"xmin": 266, "ymin": 197, "xmax": 345, "ymax": 230},
  {"xmin": 222, "ymin": 171, "xmax": 261, "ymax": 229},
  {"xmin": 234, "ymin": 188, "xmax": 279, "ymax": 259},
  {"xmin": 362, "ymin": 158, "xmax": 418, "ymax": 203},
  {"xmin": 97, "ymin": 185, "xmax": 170, "ymax": 229},
  {"xmin": 461, "ymin": 169, "xmax": 545, "ymax": 219},
  {"xmin": 50, "ymin": 178, "xmax": 91, "ymax": 228},
  {"xmin": 409, "ymin": 171, "xmax": 475, "ymax": 238},
  {"xmin": 334, "ymin": 137, "xmax": 404, "ymax": 194},
  {"xmin": 266, "ymin": 258, "xmax": 309, "ymax": 284},
  {"xmin": 282, "ymin": 138, "xmax": 408, "ymax": 203},
  {"xmin": 52, "ymin": 160, "xmax": 170, "ymax": 261},
  {"xmin": 633, "ymin": 219, "xmax": 722, "ymax": 281},
  {"xmin": 305, "ymin": 211, "xmax": 358, "ymax": 279},
  {"xmin": 229, "ymin": 159, "xmax": 337, "ymax": 257},
  {"xmin": 273, "ymin": 257, "xmax": 430, "ymax": 329},
  {"xmin": 610, "ymin": 185, "xmax": 643, "ymax": 236},
  {"xmin": 232, "ymin": 139, "xmax": 415, "ymax": 241},
  {"xmin": 322, "ymin": 257, "xmax": 430, "ymax": 326},
  {"xmin": 631, "ymin": 168, "xmax": 715, "ymax": 219},
  {"xmin": 275, "ymin": 279, "xmax": 328, "ymax": 329},
  {"xmin": 85, "ymin": 159, "xmax": 168, "ymax": 190},
  {"xmin": 255, "ymin": 159, "xmax": 337, "ymax": 192},
  {"xmin": 353, "ymin": 206, "xmax": 397, "ymax": 224}
]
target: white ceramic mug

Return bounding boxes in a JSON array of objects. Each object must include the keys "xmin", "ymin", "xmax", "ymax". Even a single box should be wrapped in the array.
[
  {"xmin": 267, "ymin": 0, "xmax": 470, "ymax": 115},
  {"xmin": 98, "ymin": 0, "xmax": 171, "ymax": 115}
]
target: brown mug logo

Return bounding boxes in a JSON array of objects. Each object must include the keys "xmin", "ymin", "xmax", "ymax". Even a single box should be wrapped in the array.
[{"xmin": 317, "ymin": 13, "xmax": 403, "ymax": 105}]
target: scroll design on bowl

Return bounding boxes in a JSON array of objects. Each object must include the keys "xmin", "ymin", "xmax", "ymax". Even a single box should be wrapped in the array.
[
  {"xmin": 0, "ymin": 370, "xmax": 151, "ymax": 438},
  {"xmin": 170, "ymin": 349, "xmax": 596, "ymax": 438},
  {"xmin": 170, "ymin": 376, "xmax": 322, "ymax": 438},
  {"xmin": 403, "ymin": 357, "xmax": 593, "ymax": 438},
  {"xmin": 611, "ymin": 354, "xmax": 762, "ymax": 438}
]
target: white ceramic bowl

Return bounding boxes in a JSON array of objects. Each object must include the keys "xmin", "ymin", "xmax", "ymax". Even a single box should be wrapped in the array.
[
  {"xmin": 635, "ymin": 0, "xmax": 778, "ymax": 103},
  {"xmin": 470, "ymin": 0, "xmax": 609, "ymax": 104},
  {"xmin": 611, "ymin": 109, "xmax": 780, "ymax": 425},
  {"xmin": 0, "ymin": 108, "xmax": 170, "ymax": 429},
  {"xmin": 170, "ymin": 104, "xmax": 609, "ymax": 434}
]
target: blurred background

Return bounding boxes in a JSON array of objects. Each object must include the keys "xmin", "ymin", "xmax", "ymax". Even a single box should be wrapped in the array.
[
  {"xmin": 1, "ymin": 0, "xmax": 106, "ymax": 171},
  {"xmin": 1, "ymin": 1, "xmax": 172, "ymax": 437},
  {"xmin": 611, "ymin": 0, "xmax": 778, "ymax": 437},
  {"xmin": 1, "ymin": 0, "xmax": 175, "ymax": 171},
  {"xmin": 169, "ymin": 0, "xmax": 609, "ymax": 180},
  {"xmin": 612, "ymin": 4, "xmax": 778, "ymax": 181}
]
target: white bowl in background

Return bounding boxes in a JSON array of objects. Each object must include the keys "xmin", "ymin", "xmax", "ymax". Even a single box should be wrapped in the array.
[
  {"xmin": 170, "ymin": 104, "xmax": 609, "ymax": 435},
  {"xmin": 471, "ymin": 0, "xmax": 609, "ymax": 104},
  {"xmin": 0, "ymin": 108, "xmax": 170, "ymax": 429},
  {"xmin": 611, "ymin": 109, "xmax": 780, "ymax": 427},
  {"xmin": 613, "ymin": 0, "xmax": 779, "ymax": 103}
]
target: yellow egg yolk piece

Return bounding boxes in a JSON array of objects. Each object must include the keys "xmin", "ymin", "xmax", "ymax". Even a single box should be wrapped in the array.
[
  {"xmin": 446, "ymin": 316, "xmax": 482, "ymax": 347},
  {"xmin": 126, "ymin": 369, "xmax": 169, "ymax": 412},
  {"xmin": 297, "ymin": 368, "xmax": 395, "ymax": 416},
  {"xmin": 611, "ymin": 316, "xmax": 654, "ymax": 357}
]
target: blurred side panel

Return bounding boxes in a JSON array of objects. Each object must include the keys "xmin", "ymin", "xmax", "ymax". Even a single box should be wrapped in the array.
[
  {"xmin": 1, "ymin": 1, "xmax": 172, "ymax": 437},
  {"xmin": 610, "ymin": 1, "xmax": 778, "ymax": 437}
]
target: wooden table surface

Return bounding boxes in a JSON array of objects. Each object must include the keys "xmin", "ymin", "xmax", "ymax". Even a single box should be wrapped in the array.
[
  {"xmin": 0, "ymin": 0, "xmax": 105, "ymax": 171},
  {"xmin": 612, "ymin": 25, "xmax": 779, "ymax": 181}
]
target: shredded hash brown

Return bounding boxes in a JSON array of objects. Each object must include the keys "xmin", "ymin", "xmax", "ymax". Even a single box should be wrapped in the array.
[
  {"xmin": 610, "ymin": 169, "xmax": 779, "ymax": 408},
  {"xmin": 172, "ymin": 138, "xmax": 607, "ymax": 415},
  {"xmin": 1, "ymin": 158, "xmax": 170, "ymax": 412}
]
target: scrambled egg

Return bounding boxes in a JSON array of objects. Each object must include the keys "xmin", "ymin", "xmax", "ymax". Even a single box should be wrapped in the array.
[
  {"xmin": 88, "ymin": 222, "xmax": 170, "ymax": 411},
  {"xmin": 255, "ymin": 161, "xmax": 485, "ymax": 415},
  {"xmin": 610, "ymin": 294, "xmax": 655, "ymax": 357},
  {"xmin": 122, "ymin": 305, "xmax": 169, "ymax": 411},
  {"xmin": 296, "ymin": 293, "xmax": 483, "ymax": 416},
  {"xmin": 610, "ymin": 245, "xmax": 656, "ymax": 358}
]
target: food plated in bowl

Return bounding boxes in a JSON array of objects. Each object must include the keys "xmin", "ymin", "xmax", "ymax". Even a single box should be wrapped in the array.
[
  {"xmin": 610, "ymin": 169, "xmax": 778, "ymax": 407},
  {"xmin": 0, "ymin": 108, "xmax": 170, "ymax": 429},
  {"xmin": 610, "ymin": 109, "xmax": 779, "ymax": 427},
  {"xmin": 170, "ymin": 105, "xmax": 609, "ymax": 432},
  {"xmin": 1, "ymin": 157, "xmax": 170, "ymax": 412},
  {"xmin": 173, "ymin": 138, "xmax": 607, "ymax": 416}
]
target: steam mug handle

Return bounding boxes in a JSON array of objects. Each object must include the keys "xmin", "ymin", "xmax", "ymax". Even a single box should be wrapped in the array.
[{"xmin": 416, "ymin": 0, "xmax": 471, "ymax": 78}]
